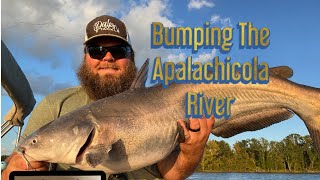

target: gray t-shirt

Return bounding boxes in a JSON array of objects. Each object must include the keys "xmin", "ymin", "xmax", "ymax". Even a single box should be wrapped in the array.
[{"xmin": 23, "ymin": 86, "xmax": 163, "ymax": 179}]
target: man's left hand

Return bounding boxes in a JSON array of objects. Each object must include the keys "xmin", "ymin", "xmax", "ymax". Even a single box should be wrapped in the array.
[{"xmin": 157, "ymin": 116, "xmax": 215, "ymax": 180}]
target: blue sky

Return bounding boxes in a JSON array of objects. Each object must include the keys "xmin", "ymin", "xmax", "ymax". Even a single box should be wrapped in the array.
[{"xmin": 1, "ymin": 0, "xmax": 320, "ymax": 155}]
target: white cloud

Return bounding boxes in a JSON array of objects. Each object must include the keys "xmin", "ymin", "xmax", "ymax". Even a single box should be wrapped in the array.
[
  {"xmin": 2, "ymin": 0, "xmax": 201, "ymax": 90},
  {"xmin": 167, "ymin": 53, "xmax": 187, "ymax": 62},
  {"xmin": 210, "ymin": 15, "xmax": 232, "ymax": 28},
  {"xmin": 165, "ymin": 49, "xmax": 216, "ymax": 63},
  {"xmin": 2, "ymin": 0, "xmax": 122, "ymax": 69},
  {"xmin": 1, "ymin": 72, "xmax": 73, "ymax": 96},
  {"xmin": 26, "ymin": 74, "xmax": 74, "ymax": 96},
  {"xmin": 11, "ymin": 139, "xmax": 16, "ymax": 146},
  {"xmin": 211, "ymin": 15, "xmax": 220, "ymax": 23},
  {"xmin": 194, "ymin": 49, "xmax": 217, "ymax": 62},
  {"xmin": 2, "ymin": 0, "xmax": 180, "ymax": 69},
  {"xmin": 121, "ymin": 0, "xmax": 179, "ymax": 68},
  {"xmin": 188, "ymin": 0, "xmax": 215, "ymax": 10},
  {"xmin": 145, "ymin": 49, "xmax": 216, "ymax": 86}
]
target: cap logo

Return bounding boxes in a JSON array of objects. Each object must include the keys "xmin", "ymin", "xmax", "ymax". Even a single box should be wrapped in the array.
[{"xmin": 93, "ymin": 19, "xmax": 120, "ymax": 33}]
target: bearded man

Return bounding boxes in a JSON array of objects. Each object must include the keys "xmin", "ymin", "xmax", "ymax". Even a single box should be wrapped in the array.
[{"xmin": 2, "ymin": 15, "xmax": 214, "ymax": 180}]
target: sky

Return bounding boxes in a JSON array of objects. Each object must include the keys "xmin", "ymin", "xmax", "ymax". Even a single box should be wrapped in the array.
[{"xmin": 1, "ymin": 0, "xmax": 320, "ymax": 155}]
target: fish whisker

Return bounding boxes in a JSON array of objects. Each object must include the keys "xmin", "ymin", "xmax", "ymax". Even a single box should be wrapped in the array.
[{"xmin": 20, "ymin": 151, "xmax": 36, "ymax": 171}]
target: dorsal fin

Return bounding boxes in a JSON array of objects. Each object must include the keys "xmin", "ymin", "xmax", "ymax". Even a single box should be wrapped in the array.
[
  {"xmin": 130, "ymin": 58, "xmax": 149, "ymax": 89},
  {"xmin": 270, "ymin": 66, "xmax": 293, "ymax": 79}
]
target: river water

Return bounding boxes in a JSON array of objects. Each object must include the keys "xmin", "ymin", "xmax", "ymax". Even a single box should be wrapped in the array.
[{"xmin": 187, "ymin": 172, "xmax": 320, "ymax": 180}]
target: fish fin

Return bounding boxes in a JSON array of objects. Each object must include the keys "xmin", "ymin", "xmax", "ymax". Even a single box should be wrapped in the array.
[
  {"xmin": 302, "ymin": 116, "xmax": 320, "ymax": 154},
  {"xmin": 107, "ymin": 139, "xmax": 128, "ymax": 161},
  {"xmin": 213, "ymin": 108, "xmax": 294, "ymax": 138},
  {"xmin": 86, "ymin": 152, "xmax": 104, "ymax": 168},
  {"xmin": 86, "ymin": 144, "xmax": 111, "ymax": 168},
  {"xmin": 270, "ymin": 66, "xmax": 293, "ymax": 79},
  {"xmin": 130, "ymin": 58, "xmax": 149, "ymax": 89},
  {"xmin": 86, "ymin": 139, "xmax": 127, "ymax": 168}
]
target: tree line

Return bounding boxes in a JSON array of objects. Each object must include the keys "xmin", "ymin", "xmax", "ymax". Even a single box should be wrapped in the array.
[{"xmin": 198, "ymin": 134, "xmax": 320, "ymax": 172}]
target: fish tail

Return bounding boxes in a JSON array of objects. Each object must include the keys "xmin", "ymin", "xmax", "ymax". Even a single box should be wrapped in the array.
[
  {"xmin": 304, "ymin": 115, "xmax": 320, "ymax": 153},
  {"xmin": 295, "ymin": 86, "xmax": 320, "ymax": 153}
]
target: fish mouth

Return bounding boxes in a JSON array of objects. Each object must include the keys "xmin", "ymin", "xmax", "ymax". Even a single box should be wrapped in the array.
[{"xmin": 76, "ymin": 128, "xmax": 95, "ymax": 164}]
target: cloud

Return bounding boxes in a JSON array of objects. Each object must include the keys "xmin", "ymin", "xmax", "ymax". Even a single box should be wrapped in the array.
[
  {"xmin": 210, "ymin": 15, "xmax": 232, "ymax": 28},
  {"xmin": 121, "ymin": 0, "xmax": 179, "ymax": 67},
  {"xmin": 188, "ymin": 0, "xmax": 215, "ymax": 10},
  {"xmin": 26, "ymin": 74, "xmax": 74, "ymax": 96},
  {"xmin": 1, "ymin": 74, "xmax": 68, "ymax": 97},
  {"xmin": 11, "ymin": 139, "xmax": 16, "ymax": 146},
  {"xmin": 167, "ymin": 53, "xmax": 187, "ymax": 62},
  {"xmin": 146, "ymin": 49, "xmax": 216, "ymax": 87},
  {"xmin": 1, "ymin": 0, "xmax": 182, "ymax": 92},
  {"xmin": 2, "ymin": 0, "xmax": 179, "ymax": 68},
  {"xmin": 166, "ymin": 49, "xmax": 216, "ymax": 63},
  {"xmin": 1, "ymin": 0, "xmax": 123, "ymax": 69},
  {"xmin": 194, "ymin": 49, "xmax": 217, "ymax": 62}
]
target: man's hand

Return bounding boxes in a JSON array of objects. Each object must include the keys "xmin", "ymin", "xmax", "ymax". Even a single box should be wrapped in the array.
[
  {"xmin": 157, "ymin": 116, "xmax": 215, "ymax": 180},
  {"xmin": 1, "ymin": 152, "xmax": 49, "ymax": 180}
]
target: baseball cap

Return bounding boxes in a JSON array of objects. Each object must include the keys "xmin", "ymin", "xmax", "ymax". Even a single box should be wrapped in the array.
[{"xmin": 84, "ymin": 15, "xmax": 131, "ymax": 46}]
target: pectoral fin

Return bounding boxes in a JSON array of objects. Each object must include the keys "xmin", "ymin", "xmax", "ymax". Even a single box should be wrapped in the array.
[
  {"xmin": 86, "ymin": 144, "xmax": 112, "ymax": 168},
  {"xmin": 86, "ymin": 152, "xmax": 104, "ymax": 168}
]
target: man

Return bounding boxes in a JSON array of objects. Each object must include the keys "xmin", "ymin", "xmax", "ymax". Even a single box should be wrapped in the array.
[{"xmin": 2, "ymin": 15, "xmax": 214, "ymax": 180}]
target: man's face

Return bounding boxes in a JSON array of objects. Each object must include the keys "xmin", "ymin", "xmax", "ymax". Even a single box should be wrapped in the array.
[
  {"xmin": 77, "ymin": 37, "xmax": 137, "ymax": 100},
  {"xmin": 85, "ymin": 37, "xmax": 131, "ymax": 78}
]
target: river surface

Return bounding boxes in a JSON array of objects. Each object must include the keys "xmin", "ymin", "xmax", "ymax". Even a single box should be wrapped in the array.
[{"xmin": 187, "ymin": 172, "xmax": 320, "ymax": 180}]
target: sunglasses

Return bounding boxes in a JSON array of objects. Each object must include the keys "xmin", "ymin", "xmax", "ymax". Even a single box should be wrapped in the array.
[{"xmin": 86, "ymin": 45, "xmax": 133, "ymax": 60}]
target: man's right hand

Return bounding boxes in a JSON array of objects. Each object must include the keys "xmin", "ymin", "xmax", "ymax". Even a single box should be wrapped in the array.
[{"xmin": 1, "ymin": 152, "xmax": 49, "ymax": 180}]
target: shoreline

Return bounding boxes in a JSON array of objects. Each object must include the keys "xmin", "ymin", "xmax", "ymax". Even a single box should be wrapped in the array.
[{"xmin": 195, "ymin": 170, "xmax": 320, "ymax": 174}]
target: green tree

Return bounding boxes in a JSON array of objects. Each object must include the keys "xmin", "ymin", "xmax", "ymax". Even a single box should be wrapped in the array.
[
  {"xmin": 198, "ymin": 133, "xmax": 320, "ymax": 172},
  {"xmin": 1, "ymin": 155, "xmax": 9, "ymax": 161}
]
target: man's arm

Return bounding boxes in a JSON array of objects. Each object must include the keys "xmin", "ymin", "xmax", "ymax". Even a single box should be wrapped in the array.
[{"xmin": 157, "ymin": 116, "xmax": 215, "ymax": 180}]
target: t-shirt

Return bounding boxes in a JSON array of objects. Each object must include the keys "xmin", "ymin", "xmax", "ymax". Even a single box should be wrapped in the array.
[{"xmin": 23, "ymin": 86, "xmax": 163, "ymax": 179}]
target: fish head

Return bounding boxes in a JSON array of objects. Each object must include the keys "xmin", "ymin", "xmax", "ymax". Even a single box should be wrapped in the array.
[{"xmin": 18, "ymin": 117, "xmax": 95, "ymax": 165}]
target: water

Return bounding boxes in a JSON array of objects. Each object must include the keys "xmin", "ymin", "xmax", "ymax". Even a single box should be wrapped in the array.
[{"xmin": 187, "ymin": 172, "xmax": 320, "ymax": 180}]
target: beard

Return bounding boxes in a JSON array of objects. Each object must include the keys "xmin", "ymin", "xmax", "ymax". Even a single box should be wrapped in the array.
[{"xmin": 77, "ymin": 59, "xmax": 137, "ymax": 100}]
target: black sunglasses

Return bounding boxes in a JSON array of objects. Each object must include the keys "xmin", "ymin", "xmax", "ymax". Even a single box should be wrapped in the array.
[{"xmin": 86, "ymin": 45, "xmax": 133, "ymax": 60}]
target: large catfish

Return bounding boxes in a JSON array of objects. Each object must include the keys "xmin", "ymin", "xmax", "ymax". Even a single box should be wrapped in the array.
[{"xmin": 18, "ymin": 60, "xmax": 320, "ymax": 174}]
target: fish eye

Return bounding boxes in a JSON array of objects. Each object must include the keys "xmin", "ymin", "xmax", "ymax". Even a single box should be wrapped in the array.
[{"xmin": 31, "ymin": 139, "xmax": 37, "ymax": 145}]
